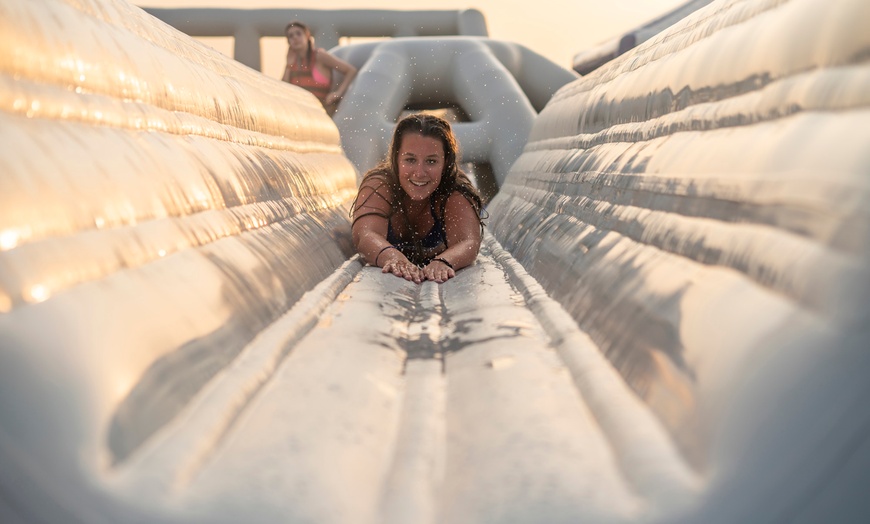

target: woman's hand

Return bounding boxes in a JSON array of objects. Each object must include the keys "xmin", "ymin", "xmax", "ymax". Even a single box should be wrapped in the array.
[
  {"xmin": 423, "ymin": 258, "xmax": 455, "ymax": 283},
  {"xmin": 324, "ymin": 92, "xmax": 341, "ymax": 105},
  {"xmin": 382, "ymin": 259, "xmax": 424, "ymax": 284}
]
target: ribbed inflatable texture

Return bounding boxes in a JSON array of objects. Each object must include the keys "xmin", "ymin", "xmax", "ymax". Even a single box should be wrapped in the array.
[
  {"xmin": 488, "ymin": 0, "xmax": 870, "ymax": 499},
  {"xmin": 3, "ymin": 0, "xmax": 869, "ymax": 523},
  {"xmin": 0, "ymin": 0, "xmax": 355, "ymax": 520}
]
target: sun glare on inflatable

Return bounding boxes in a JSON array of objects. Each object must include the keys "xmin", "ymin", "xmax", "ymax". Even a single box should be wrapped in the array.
[
  {"xmin": 28, "ymin": 284, "xmax": 51, "ymax": 304},
  {"xmin": 26, "ymin": 99, "xmax": 41, "ymax": 118},
  {"xmin": 0, "ymin": 229, "xmax": 20, "ymax": 251},
  {"xmin": 0, "ymin": 293, "xmax": 11, "ymax": 314}
]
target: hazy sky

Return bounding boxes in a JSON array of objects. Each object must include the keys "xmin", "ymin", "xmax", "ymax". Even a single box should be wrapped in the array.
[{"xmin": 134, "ymin": 0, "xmax": 687, "ymax": 77}]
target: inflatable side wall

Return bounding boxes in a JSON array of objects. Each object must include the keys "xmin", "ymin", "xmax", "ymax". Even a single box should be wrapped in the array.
[
  {"xmin": 0, "ymin": 0, "xmax": 356, "ymax": 521},
  {"xmin": 488, "ymin": 0, "xmax": 870, "ymax": 521}
]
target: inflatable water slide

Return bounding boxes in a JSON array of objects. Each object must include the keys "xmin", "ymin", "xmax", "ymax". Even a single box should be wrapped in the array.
[{"xmin": 1, "ymin": 0, "xmax": 868, "ymax": 522}]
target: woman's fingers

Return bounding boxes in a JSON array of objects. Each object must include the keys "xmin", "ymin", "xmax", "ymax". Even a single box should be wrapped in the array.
[
  {"xmin": 381, "ymin": 260, "xmax": 457, "ymax": 284},
  {"xmin": 423, "ymin": 263, "xmax": 455, "ymax": 283},
  {"xmin": 382, "ymin": 261, "xmax": 423, "ymax": 283},
  {"xmin": 381, "ymin": 260, "xmax": 459, "ymax": 283},
  {"xmin": 402, "ymin": 264, "xmax": 423, "ymax": 283}
]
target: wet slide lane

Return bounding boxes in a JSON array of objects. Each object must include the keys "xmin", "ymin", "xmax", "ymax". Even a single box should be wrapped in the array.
[{"xmin": 114, "ymin": 234, "xmax": 697, "ymax": 524}]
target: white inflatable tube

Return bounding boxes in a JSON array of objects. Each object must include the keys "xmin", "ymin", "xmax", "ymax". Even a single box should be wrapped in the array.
[
  {"xmin": 0, "ymin": 0, "xmax": 356, "ymax": 521},
  {"xmin": 488, "ymin": 0, "xmax": 870, "ymax": 521}
]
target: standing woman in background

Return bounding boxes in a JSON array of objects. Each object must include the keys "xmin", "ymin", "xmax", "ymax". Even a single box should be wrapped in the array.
[{"xmin": 282, "ymin": 21, "xmax": 357, "ymax": 115}]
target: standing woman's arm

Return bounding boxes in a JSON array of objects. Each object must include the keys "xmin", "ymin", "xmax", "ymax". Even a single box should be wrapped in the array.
[{"xmin": 318, "ymin": 49, "xmax": 358, "ymax": 104}]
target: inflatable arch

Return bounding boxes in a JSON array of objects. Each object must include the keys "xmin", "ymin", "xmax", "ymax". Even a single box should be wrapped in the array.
[
  {"xmin": 146, "ymin": 7, "xmax": 579, "ymax": 190},
  {"xmin": 143, "ymin": 7, "xmax": 489, "ymax": 73},
  {"xmin": 332, "ymin": 38, "xmax": 578, "ymax": 186}
]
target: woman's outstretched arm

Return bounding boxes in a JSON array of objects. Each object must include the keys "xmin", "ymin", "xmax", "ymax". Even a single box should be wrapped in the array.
[
  {"xmin": 422, "ymin": 192, "xmax": 482, "ymax": 283},
  {"xmin": 352, "ymin": 181, "xmax": 423, "ymax": 283},
  {"xmin": 318, "ymin": 49, "xmax": 357, "ymax": 105}
]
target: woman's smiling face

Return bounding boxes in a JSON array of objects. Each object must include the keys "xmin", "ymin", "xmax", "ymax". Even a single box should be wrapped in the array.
[{"xmin": 397, "ymin": 132, "xmax": 444, "ymax": 201}]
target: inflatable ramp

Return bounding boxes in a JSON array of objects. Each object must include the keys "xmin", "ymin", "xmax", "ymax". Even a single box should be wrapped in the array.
[{"xmin": 1, "ymin": 0, "xmax": 868, "ymax": 523}]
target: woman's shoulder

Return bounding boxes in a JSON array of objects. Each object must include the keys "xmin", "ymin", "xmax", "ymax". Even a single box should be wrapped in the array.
[
  {"xmin": 434, "ymin": 190, "xmax": 471, "ymax": 219},
  {"xmin": 353, "ymin": 170, "xmax": 397, "ymax": 219},
  {"xmin": 358, "ymin": 169, "xmax": 396, "ymax": 198},
  {"xmin": 314, "ymin": 48, "xmax": 338, "ymax": 63},
  {"xmin": 445, "ymin": 186, "xmax": 480, "ymax": 207},
  {"xmin": 442, "ymin": 187, "xmax": 485, "ymax": 224},
  {"xmin": 361, "ymin": 167, "xmax": 393, "ymax": 185}
]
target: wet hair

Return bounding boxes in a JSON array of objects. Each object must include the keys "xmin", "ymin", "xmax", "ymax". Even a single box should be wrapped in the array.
[
  {"xmin": 354, "ymin": 113, "xmax": 484, "ymax": 224},
  {"xmin": 285, "ymin": 20, "xmax": 315, "ymax": 66}
]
